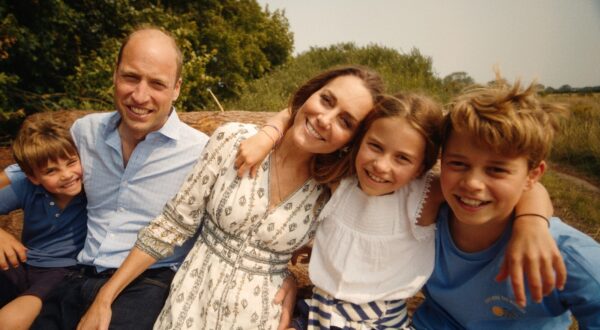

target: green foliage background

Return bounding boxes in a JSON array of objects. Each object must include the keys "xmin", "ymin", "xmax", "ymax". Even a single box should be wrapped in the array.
[
  {"xmin": 0, "ymin": 0, "xmax": 293, "ymax": 139},
  {"xmin": 226, "ymin": 43, "xmax": 460, "ymax": 112},
  {"xmin": 0, "ymin": 0, "xmax": 480, "ymax": 144}
]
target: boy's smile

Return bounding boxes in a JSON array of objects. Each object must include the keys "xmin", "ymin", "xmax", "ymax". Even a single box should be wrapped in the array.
[
  {"xmin": 27, "ymin": 155, "xmax": 83, "ymax": 208},
  {"xmin": 441, "ymin": 131, "xmax": 543, "ymax": 230}
]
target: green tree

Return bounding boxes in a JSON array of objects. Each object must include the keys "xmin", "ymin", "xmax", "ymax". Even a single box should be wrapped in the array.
[
  {"xmin": 442, "ymin": 71, "xmax": 475, "ymax": 97},
  {"xmin": 0, "ymin": 0, "xmax": 293, "ymax": 132}
]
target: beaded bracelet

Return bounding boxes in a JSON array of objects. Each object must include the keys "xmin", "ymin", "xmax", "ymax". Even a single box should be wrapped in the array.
[{"xmin": 514, "ymin": 213, "xmax": 550, "ymax": 227}]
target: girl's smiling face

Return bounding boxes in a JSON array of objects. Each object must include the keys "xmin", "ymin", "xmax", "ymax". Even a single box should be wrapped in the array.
[{"xmin": 355, "ymin": 116, "xmax": 426, "ymax": 196}]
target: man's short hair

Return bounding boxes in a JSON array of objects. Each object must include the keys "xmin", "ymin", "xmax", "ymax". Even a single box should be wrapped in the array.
[{"xmin": 116, "ymin": 25, "xmax": 183, "ymax": 82}]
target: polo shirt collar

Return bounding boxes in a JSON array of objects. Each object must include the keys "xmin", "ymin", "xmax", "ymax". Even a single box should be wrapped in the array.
[{"xmin": 33, "ymin": 184, "xmax": 85, "ymax": 205}]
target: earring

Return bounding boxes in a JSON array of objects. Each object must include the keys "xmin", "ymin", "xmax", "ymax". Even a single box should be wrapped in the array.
[{"xmin": 338, "ymin": 146, "xmax": 349, "ymax": 158}]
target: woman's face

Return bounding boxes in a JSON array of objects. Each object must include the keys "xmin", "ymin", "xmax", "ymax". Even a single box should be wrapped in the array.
[{"xmin": 289, "ymin": 75, "xmax": 374, "ymax": 154}]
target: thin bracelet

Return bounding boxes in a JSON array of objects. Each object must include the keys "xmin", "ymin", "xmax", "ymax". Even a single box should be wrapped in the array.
[
  {"xmin": 259, "ymin": 129, "xmax": 277, "ymax": 148},
  {"xmin": 263, "ymin": 124, "xmax": 283, "ymax": 145},
  {"xmin": 514, "ymin": 213, "xmax": 550, "ymax": 227}
]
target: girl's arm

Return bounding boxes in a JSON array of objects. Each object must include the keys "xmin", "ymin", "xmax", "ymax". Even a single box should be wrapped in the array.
[
  {"xmin": 235, "ymin": 109, "xmax": 291, "ymax": 178},
  {"xmin": 77, "ymin": 248, "xmax": 156, "ymax": 330},
  {"xmin": 417, "ymin": 174, "xmax": 444, "ymax": 226},
  {"xmin": 498, "ymin": 182, "xmax": 566, "ymax": 308}
]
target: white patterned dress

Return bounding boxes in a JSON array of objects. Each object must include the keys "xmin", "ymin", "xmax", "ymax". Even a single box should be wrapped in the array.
[{"xmin": 136, "ymin": 123, "xmax": 327, "ymax": 329}]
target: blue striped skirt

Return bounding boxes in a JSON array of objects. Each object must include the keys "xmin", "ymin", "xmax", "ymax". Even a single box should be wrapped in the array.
[{"xmin": 307, "ymin": 287, "xmax": 412, "ymax": 330}]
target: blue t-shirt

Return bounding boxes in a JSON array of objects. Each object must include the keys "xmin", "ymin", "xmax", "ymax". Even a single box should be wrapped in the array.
[
  {"xmin": 413, "ymin": 204, "xmax": 600, "ymax": 329},
  {"xmin": 0, "ymin": 165, "xmax": 87, "ymax": 267}
]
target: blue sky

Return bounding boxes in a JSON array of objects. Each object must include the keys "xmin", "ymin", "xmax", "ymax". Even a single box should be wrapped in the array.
[{"xmin": 257, "ymin": 0, "xmax": 600, "ymax": 88}]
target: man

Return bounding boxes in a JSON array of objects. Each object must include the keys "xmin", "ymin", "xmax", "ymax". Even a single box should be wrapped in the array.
[{"xmin": 27, "ymin": 27, "xmax": 210, "ymax": 329}]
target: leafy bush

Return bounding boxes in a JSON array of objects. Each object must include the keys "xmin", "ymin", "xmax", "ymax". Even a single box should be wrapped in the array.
[
  {"xmin": 0, "ymin": 0, "xmax": 293, "ymax": 121},
  {"xmin": 226, "ymin": 43, "xmax": 451, "ymax": 112}
]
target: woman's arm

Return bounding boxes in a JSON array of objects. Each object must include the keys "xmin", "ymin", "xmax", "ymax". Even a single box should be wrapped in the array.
[
  {"xmin": 78, "ymin": 124, "xmax": 241, "ymax": 329},
  {"xmin": 77, "ymin": 248, "xmax": 156, "ymax": 330},
  {"xmin": 235, "ymin": 109, "xmax": 291, "ymax": 178},
  {"xmin": 498, "ymin": 182, "xmax": 566, "ymax": 307}
]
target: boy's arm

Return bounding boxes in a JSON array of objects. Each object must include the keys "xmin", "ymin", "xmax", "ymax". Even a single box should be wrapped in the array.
[
  {"xmin": 0, "ymin": 229, "xmax": 27, "ymax": 270},
  {"xmin": 235, "ymin": 109, "xmax": 291, "ymax": 178},
  {"xmin": 497, "ymin": 182, "xmax": 566, "ymax": 307},
  {"xmin": 0, "ymin": 170, "xmax": 10, "ymax": 190}
]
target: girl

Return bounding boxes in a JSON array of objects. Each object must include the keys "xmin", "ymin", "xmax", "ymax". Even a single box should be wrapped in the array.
[
  {"xmin": 238, "ymin": 92, "xmax": 560, "ymax": 329},
  {"xmin": 306, "ymin": 93, "xmax": 442, "ymax": 328}
]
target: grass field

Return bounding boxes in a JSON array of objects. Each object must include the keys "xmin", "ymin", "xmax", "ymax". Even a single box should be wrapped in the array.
[{"xmin": 547, "ymin": 93, "xmax": 600, "ymax": 184}]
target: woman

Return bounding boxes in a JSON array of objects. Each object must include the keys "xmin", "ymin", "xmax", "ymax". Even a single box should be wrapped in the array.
[{"xmin": 77, "ymin": 66, "xmax": 385, "ymax": 329}]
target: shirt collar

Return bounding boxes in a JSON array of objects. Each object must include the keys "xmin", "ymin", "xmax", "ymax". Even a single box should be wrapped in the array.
[
  {"xmin": 34, "ymin": 184, "xmax": 86, "ymax": 205},
  {"xmin": 103, "ymin": 107, "xmax": 183, "ymax": 142}
]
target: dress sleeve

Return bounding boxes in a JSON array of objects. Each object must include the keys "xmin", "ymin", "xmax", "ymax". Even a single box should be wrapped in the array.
[
  {"xmin": 405, "ymin": 170, "xmax": 435, "ymax": 241},
  {"xmin": 135, "ymin": 123, "xmax": 251, "ymax": 260}
]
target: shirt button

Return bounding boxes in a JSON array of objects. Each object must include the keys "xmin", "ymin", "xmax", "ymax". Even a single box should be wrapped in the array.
[
  {"xmin": 55, "ymin": 213, "xmax": 60, "ymax": 218},
  {"xmin": 50, "ymin": 201, "xmax": 55, "ymax": 206}
]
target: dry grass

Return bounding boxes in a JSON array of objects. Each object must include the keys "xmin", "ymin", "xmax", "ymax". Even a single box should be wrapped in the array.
[{"xmin": 546, "ymin": 93, "xmax": 600, "ymax": 184}]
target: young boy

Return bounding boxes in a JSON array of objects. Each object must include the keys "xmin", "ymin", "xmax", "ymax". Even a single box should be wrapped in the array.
[
  {"xmin": 412, "ymin": 79, "xmax": 600, "ymax": 328},
  {"xmin": 0, "ymin": 118, "xmax": 87, "ymax": 329}
]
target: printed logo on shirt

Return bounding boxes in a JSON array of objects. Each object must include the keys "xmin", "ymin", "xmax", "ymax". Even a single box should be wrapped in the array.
[{"xmin": 485, "ymin": 295, "xmax": 525, "ymax": 320}]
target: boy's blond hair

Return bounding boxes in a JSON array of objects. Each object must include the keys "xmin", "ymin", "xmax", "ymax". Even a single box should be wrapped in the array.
[
  {"xmin": 12, "ymin": 118, "xmax": 78, "ymax": 176},
  {"xmin": 441, "ymin": 75, "xmax": 568, "ymax": 169}
]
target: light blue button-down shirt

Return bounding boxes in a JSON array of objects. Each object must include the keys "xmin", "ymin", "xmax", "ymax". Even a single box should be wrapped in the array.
[{"xmin": 71, "ymin": 110, "xmax": 208, "ymax": 271}]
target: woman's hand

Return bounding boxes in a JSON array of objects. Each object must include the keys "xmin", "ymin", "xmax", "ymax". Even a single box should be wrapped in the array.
[
  {"xmin": 274, "ymin": 274, "xmax": 298, "ymax": 330},
  {"xmin": 76, "ymin": 294, "xmax": 112, "ymax": 330},
  {"xmin": 77, "ymin": 248, "xmax": 158, "ymax": 329}
]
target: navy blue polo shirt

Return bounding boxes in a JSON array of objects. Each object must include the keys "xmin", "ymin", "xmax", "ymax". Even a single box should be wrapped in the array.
[{"xmin": 0, "ymin": 166, "xmax": 87, "ymax": 267}]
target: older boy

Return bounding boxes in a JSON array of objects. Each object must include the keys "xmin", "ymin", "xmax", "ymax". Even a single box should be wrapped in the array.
[
  {"xmin": 0, "ymin": 119, "xmax": 87, "ymax": 329},
  {"xmin": 413, "ymin": 80, "xmax": 600, "ymax": 328}
]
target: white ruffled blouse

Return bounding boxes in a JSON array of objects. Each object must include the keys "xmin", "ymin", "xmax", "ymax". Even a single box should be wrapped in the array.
[{"xmin": 309, "ymin": 172, "xmax": 436, "ymax": 304}]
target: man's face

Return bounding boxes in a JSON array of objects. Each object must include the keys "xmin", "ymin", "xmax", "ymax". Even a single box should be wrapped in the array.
[
  {"xmin": 440, "ymin": 130, "xmax": 543, "ymax": 227},
  {"xmin": 113, "ymin": 30, "xmax": 181, "ymax": 140}
]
